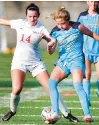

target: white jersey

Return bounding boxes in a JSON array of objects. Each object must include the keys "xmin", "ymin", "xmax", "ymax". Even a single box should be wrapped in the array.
[{"xmin": 10, "ymin": 19, "xmax": 50, "ymax": 65}]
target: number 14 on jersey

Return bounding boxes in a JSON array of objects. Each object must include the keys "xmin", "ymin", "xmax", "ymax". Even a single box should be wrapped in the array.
[{"xmin": 20, "ymin": 34, "xmax": 31, "ymax": 43}]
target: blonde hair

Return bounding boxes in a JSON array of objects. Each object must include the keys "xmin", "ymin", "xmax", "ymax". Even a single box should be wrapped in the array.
[{"xmin": 51, "ymin": 7, "xmax": 70, "ymax": 21}]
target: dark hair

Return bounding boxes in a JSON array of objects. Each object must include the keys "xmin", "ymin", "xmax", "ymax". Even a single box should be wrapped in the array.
[
  {"xmin": 96, "ymin": 5, "xmax": 99, "ymax": 14},
  {"xmin": 26, "ymin": 3, "xmax": 40, "ymax": 16}
]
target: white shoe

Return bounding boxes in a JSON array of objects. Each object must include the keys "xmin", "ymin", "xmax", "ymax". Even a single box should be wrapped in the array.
[
  {"xmin": 83, "ymin": 115, "xmax": 94, "ymax": 123},
  {"xmin": 46, "ymin": 111, "xmax": 61, "ymax": 124}
]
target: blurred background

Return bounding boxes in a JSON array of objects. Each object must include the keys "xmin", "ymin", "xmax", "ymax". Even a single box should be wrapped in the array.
[{"xmin": 0, "ymin": 1, "xmax": 88, "ymax": 53}]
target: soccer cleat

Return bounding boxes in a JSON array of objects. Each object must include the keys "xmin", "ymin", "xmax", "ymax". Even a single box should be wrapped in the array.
[
  {"xmin": 83, "ymin": 115, "xmax": 94, "ymax": 123},
  {"xmin": 46, "ymin": 111, "xmax": 61, "ymax": 124},
  {"xmin": 63, "ymin": 111, "xmax": 79, "ymax": 122},
  {"xmin": 96, "ymin": 91, "xmax": 99, "ymax": 97},
  {"xmin": 2, "ymin": 110, "xmax": 16, "ymax": 121}
]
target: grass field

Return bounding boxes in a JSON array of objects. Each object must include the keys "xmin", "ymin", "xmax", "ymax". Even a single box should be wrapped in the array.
[{"xmin": 0, "ymin": 50, "xmax": 99, "ymax": 125}]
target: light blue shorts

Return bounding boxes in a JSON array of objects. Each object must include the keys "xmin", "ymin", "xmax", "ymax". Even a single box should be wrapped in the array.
[
  {"xmin": 56, "ymin": 57, "xmax": 85, "ymax": 76},
  {"xmin": 85, "ymin": 54, "xmax": 99, "ymax": 64}
]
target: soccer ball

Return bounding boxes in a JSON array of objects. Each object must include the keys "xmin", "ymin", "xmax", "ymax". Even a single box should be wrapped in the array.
[
  {"xmin": 41, "ymin": 106, "xmax": 61, "ymax": 124},
  {"xmin": 41, "ymin": 106, "xmax": 52, "ymax": 124}
]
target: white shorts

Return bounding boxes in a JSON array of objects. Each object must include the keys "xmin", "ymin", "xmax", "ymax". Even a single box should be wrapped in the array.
[{"xmin": 11, "ymin": 62, "xmax": 47, "ymax": 77}]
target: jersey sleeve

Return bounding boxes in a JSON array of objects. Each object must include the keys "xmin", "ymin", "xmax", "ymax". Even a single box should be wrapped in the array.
[
  {"xmin": 10, "ymin": 19, "xmax": 23, "ymax": 30},
  {"xmin": 51, "ymin": 31, "xmax": 57, "ymax": 40},
  {"xmin": 77, "ymin": 11, "xmax": 88, "ymax": 23},
  {"xmin": 77, "ymin": 13, "xmax": 82, "ymax": 23},
  {"xmin": 50, "ymin": 26, "xmax": 60, "ymax": 40},
  {"xmin": 42, "ymin": 27, "xmax": 50, "ymax": 37}
]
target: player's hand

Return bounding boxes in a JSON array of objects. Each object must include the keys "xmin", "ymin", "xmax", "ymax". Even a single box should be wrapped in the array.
[{"xmin": 47, "ymin": 40, "xmax": 56, "ymax": 54}]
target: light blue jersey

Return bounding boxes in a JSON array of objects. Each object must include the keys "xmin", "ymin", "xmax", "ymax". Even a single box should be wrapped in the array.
[
  {"xmin": 77, "ymin": 11, "xmax": 99, "ymax": 105},
  {"xmin": 51, "ymin": 22, "xmax": 85, "ymax": 75},
  {"xmin": 77, "ymin": 11, "xmax": 99, "ymax": 56},
  {"xmin": 49, "ymin": 22, "xmax": 91, "ymax": 116}
]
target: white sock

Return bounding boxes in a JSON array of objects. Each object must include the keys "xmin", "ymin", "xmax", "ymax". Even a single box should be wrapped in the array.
[
  {"xmin": 10, "ymin": 93, "xmax": 20, "ymax": 113},
  {"xmin": 59, "ymin": 95, "xmax": 68, "ymax": 117}
]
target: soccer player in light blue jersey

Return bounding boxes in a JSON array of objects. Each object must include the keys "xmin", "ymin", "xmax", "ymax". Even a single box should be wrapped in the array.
[
  {"xmin": 77, "ymin": 1, "xmax": 99, "ymax": 106},
  {"xmin": 0, "ymin": 3, "xmax": 79, "ymax": 123},
  {"xmin": 47, "ymin": 7, "xmax": 99, "ymax": 123}
]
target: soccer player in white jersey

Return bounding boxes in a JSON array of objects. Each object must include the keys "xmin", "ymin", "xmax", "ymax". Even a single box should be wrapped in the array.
[
  {"xmin": 77, "ymin": 1, "xmax": 99, "ymax": 106},
  {"xmin": 0, "ymin": 3, "xmax": 79, "ymax": 122}
]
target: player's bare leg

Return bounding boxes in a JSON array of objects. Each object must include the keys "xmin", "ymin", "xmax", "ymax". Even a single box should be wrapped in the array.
[
  {"xmin": 2, "ymin": 70, "xmax": 26, "ymax": 121},
  {"xmin": 95, "ymin": 62, "xmax": 99, "ymax": 97}
]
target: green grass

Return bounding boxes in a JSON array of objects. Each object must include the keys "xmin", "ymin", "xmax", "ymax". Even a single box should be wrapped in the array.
[
  {"xmin": 0, "ymin": 51, "xmax": 99, "ymax": 125},
  {"xmin": 0, "ymin": 87, "xmax": 99, "ymax": 125}
]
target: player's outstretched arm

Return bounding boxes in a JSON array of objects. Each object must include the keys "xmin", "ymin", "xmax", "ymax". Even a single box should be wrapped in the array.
[
  {"xmin": 0, "ymin": 18, "xmax": 11, "ymax": 26},
  {"xmin": 79, "ymin": 24, "xmax": 99, "ymax": 41},
  {"xmin": 43, "ymin": 34, "xmax": 52, "ymax": 42}
]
